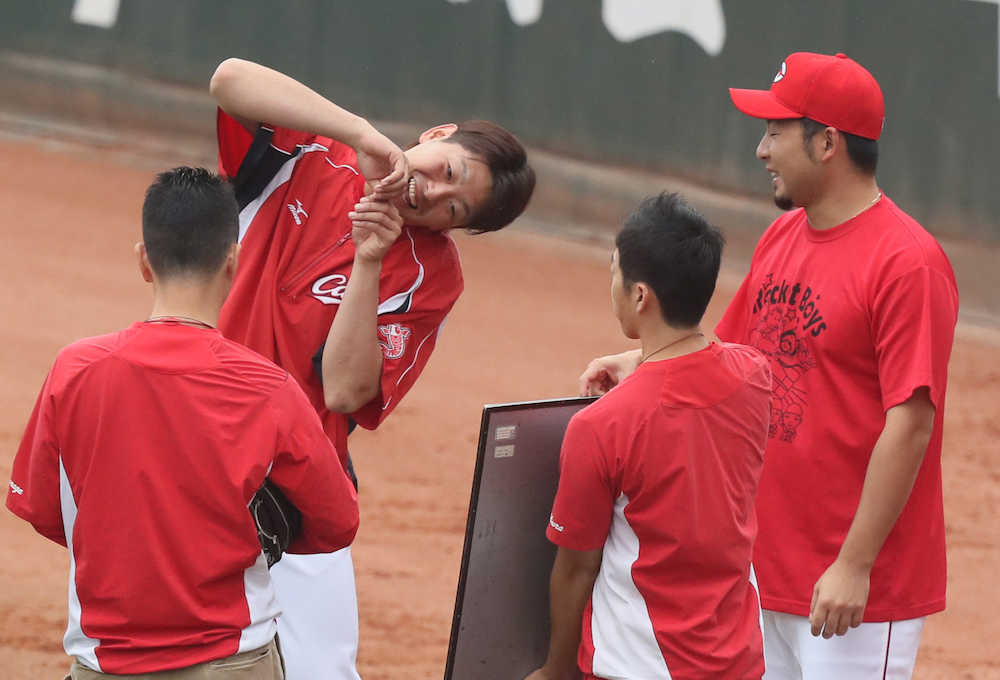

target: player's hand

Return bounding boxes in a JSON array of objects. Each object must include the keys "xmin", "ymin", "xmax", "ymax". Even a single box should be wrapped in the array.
[
  {"xmin": 354, "ymin": 124, "xmax": 408, "ymax": 200},
  {"xmin": 809, "ymin": 557, "xmax": 870, "ymax": 638},
  {"xmin": 349, "ymin": 197, "xmax": 402, "ymax": 264},
  {"xmin": 577, "ymin": 349, "xmax": 642, "ymax": 397}
]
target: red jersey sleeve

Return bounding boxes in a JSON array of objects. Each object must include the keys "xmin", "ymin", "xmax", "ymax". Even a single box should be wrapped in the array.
[
  {"xmin": 268, "ymin": 377, "xmax": 359, "ymax": 554},
  {"xmin": 351, "ymin": 236, "xmax": 464, "ymax": 430},
  {"xmin": 216, "ymin": 109, "xmax": 255, "ymax": 178},
  {"xmin": 546, "ymin": 414, "xmax": 616, "ymax": 551},
  {"xmin": 6, "ymin": 370, "xmax": 66, "ymax": 546},
  {"xmin": 871, "ymin": 266, "xmax": 958, "ymax": 411},
  {"xmin": 216, "ymin": 108, "xmax": 328, "ymax": 179},
  {"xmin": 352, "ymin": 308, "xmax": 450, "ymax": 430}
]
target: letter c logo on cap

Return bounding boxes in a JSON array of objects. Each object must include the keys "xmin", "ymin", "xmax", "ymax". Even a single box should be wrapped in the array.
[{"xmin": 774, "ymin": 61, "xmax": 787, "ymax": 83}]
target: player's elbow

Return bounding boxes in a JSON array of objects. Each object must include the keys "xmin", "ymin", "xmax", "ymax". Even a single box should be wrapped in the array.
[
  {"xmin": 910, "ymin": 410, "xmax": 935, "ymax": 453},
  {"xmin": 316, "ymin": 510, "xmax": 360, "ymax": 553},
  {"xmin": 295, "ymin": 504, "xmax": 360, "ymax": 554},
  {"xmin": 209, "ymin": 58, "xmax": 247, "ymax": 99},
  {"xmin": 338, "ymin": 507, "xmax": 361, "ymax": 549},
  {"xmin": 323, "ymin": 382, "xmax": 378, "ymax": 414},
  {"xmin": 891, "ymin": 387, "xmax": 936, "ymax": 460}
]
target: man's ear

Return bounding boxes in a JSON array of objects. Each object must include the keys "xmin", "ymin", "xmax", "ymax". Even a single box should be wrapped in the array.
[
  {"xmin": 634, "ymin": 282, "xmax": 650, "ymax": 313},
  {"xmin": 418, "ymin": 123, "xmax": 459, "ymax": 144},
  {"xmin": 820, "ymin": 127, "xmax": 840, "ymax": 162},
  {"xmin": 135, "ymin": 242, "xmax": 154, "ymax": 283},
  {"xmin": 224, "ymin": 242, "xmax": 240, "ymax": 281}
]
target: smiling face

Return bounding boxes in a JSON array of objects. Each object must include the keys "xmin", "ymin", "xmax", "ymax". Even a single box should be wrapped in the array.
[
  {"xmin": 390, "ymin": 125, "xmax": 493, "ymax": 232},
  {"xmin": 756, "ymin": 119, "xmax": 824, "ymax": 210}
]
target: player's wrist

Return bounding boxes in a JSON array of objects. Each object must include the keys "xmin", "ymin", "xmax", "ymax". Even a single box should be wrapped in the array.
[
  {"xmin": 346, "ymin": 116, "xmax": 378, "ymax": 151},
  {"xmin": 352, "ymin": 251, "xmax": 385, "ymax": 268},
  {"xmin": 834, "ymin": 545, "xmax": 876, "ymax": 572}
]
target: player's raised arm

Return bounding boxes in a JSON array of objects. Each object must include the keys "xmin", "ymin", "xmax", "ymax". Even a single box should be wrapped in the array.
[{"xmin": 209, "ymin": 58, "xmax": 407, "ymax": 197}]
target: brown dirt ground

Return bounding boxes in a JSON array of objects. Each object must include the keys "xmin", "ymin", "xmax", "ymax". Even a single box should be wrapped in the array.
[{"xmin": 0, "ymin": 134, "xmax": 997, "ymax": 680}]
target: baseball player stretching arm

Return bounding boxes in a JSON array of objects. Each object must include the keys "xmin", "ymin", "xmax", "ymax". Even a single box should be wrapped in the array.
[
  {"xmin": 211, "ymin": 58, "xmax": 406, "ymax": 412},
  {"xmin": 210, "ymin": 58, "xmax": 535, "ymax": 680}
]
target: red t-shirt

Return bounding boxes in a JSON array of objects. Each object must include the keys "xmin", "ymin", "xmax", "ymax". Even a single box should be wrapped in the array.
[
  {"xmin": 548, "ymin": 343, "xmax": 771, "ymax": 680},
  {"xmin": 216, "ymin": 110, "xmax": 464, "ymax": 463},
  {"xmin": 6, "ymin": 321, "xmax": 359, "ymax": 674},
  {"xmin": 715, "ymin": 195, "xmax": 958, "ymax": 621}
]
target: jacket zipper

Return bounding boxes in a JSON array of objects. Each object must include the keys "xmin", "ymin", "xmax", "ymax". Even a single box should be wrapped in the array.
[{"xmin": 280, "ymin": 232, "xmax": 353, "ymax": 296}]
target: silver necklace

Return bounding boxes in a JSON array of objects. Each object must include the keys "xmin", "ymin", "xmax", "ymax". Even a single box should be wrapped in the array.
[
  {"xmin": 145, "ymin": 315, "xmax": 216, "ymax": 330},
  {"xmin": 638, "ymin": 332, "xmax": 704, "ymax": 365}
]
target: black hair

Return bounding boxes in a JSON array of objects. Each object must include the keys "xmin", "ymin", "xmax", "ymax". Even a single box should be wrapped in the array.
[
  {"xmin": 442, "ymin": 120, "xmax": 535, "ymax": 233},
  {"xmin": 615, "ymin": 192, "xmax": 724, "ymax": 328},
  {"xmin": 141, "ymin": 167, "xmax": 239, "ymax": 278},
  {"xmin": 801, "ymin": 118, "xmax": 878, "ymax": 175}
]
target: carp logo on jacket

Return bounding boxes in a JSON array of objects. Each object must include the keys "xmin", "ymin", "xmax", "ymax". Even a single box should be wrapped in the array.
[{"xmin": 378, "ymin": 323, "xmax": 411, "ymax": 360}]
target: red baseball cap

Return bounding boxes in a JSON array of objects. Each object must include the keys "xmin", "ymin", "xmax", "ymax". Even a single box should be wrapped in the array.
[{"xmin": 729, "ymin": 52, "xmax": 885, "ymax": 140}]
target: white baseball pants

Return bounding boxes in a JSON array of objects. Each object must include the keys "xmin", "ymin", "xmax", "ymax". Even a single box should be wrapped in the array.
[
  {"xmin": 271, "ymin": 546, "xmax": 362, "ymax": 680},
  {"xmin": 761, "ymin": 609, "xmax": 925, "ymax": 680}
]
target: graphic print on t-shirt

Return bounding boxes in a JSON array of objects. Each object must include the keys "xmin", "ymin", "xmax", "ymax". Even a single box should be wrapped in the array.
[{"xmin": 749, "ymin": 273, "xmax": 827, "ymax": 441}]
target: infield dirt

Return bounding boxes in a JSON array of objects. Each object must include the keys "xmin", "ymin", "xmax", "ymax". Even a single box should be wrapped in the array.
[{"xmin": 0, "ymin": 134, "xmax": 997, "ymax": 679}]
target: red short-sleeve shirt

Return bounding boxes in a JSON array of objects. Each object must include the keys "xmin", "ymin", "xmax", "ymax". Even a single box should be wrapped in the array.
[
  {"xmin": 549, "ymin": 343, "xmax": 771, "ymax": 680},
  {"xmin": 715, "ymin": 195, "xmax": 959, "ymax": 621}
]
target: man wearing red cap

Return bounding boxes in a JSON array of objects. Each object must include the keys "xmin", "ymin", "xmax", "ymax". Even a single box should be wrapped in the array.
[{"xmin": 580, "ymin": 52, "xmax": 958, "ymax": 678}]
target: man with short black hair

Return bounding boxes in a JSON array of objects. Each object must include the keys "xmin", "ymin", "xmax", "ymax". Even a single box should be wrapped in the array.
[
  {"xmin": 6, "ymin": 167, "xmax": 358, "ymax": 679},
  {"xmin": 529, "ymin": 193, "xmax": 771, "ymax": 680}
]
